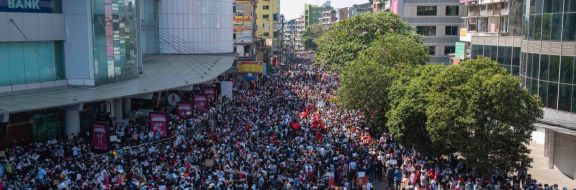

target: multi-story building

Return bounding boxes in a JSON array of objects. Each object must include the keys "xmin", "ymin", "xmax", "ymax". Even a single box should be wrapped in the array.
[
  {"xmin": 255, "ymin": 0, "xmax": 280, "ymax": 40},
  {"xmin": 372, "ymin": 0, "xmax": 391, "ymax": 12},
  {"xmin": 304, "ymin": 2, "xmax": 332, "ymax": 27},
  {"xmin": 319, "ymin": 10, "xmax": 337, "ymax": 29},
  {"xmin": 349, "ymin": 2, "xmax": 373, "ymax": 18},
  {"xmin": 283, "ymin": 19, "xmax": 297, "ymax": 51},
  {"xmin": 234, "ymin": 0, "xmax": 258, "ymax": 58},
  {"xmin": 295, "ymin": 17, "xmax": 306, "ymax": 51},
  {"xmin": 335, "ymin": 7, "xmax": 350, "ymax": 22},
  {"xmin": 462, "ymin": 0, "xmax": 576, "ymax": 180},
  {"xmin": 392, "ymin": 0, "xmax": 465, "ymax": 64},
  {"xmin": 0, "ymin": 0, "xmax": 235, "ymax": 148}
]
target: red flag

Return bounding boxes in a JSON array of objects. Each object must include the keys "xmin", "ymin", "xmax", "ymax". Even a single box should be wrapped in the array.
[
  {"xmin": 304, "ymin": 105, "xmax": 309, "ymax": 118},
  {"xmin": 290, "ymin": 121, "xmax": 300, "ymax": 130},
  {"xmin": 244, "ymin": 122, "xmax": 250, "ymax": 131},
  {"xmin": 315, "ymin": 131, "xmax": 323, "ymax": 142}
]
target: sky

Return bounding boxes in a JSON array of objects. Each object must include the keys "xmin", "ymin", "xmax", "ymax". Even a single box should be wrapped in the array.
[{"xmin": 281, "ymin": 0, "xmax": 370, "ymax": 20}]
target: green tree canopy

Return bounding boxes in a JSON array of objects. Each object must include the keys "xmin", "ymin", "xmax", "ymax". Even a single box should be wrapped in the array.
[
  {"xmin": 425, "ymin": 57, "xmax": 543, "ymax": 176},
  {"xmin": 387, "ymin": 64, "xmax": 448, "ymax": 156},
  {"xmin": 301, "ymin": 24, "xmax": 325, "ymax": 51},
  {"xmin": 315, "ymin": 12, "xmax": 417, "ymax": 70},
  {"xmin": 337, "ymin": 34, "xmax": 428, "ymax": 127}
]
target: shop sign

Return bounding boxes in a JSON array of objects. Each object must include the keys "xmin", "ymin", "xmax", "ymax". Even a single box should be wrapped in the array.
[{"xmin": 0, "ymin": 0, "xmax": 54, "ymax": 13}]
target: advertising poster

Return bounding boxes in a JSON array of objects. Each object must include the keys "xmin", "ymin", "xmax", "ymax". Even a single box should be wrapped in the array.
[
  {"xmin": 177, "ymin": 102, "xmax": 193, "ymax": 119},
  {"xmin": 150, "ymin": 112, "xmax": 168, "ymax": 138},
  {"xmin": 238, "ymin": 61, "xmax": 263, "ymax": 73},
  {"xmin": 194, "ymin": 94, "xmax": 209, "ymax": 111},
  {"xmin": 92, "ymin": 122, "xmax": 109, "ymax": 151},
  {"xmin": 203, "ymin": 87, "xmax": 217, "ymax": 100}
]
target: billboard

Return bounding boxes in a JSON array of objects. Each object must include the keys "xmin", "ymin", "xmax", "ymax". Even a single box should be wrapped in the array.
[
  {"xmin": 0, "ymin": 0, "xmax": 54, "ymax": 13},
  {"xmin": 194, "ymin": 94, "xmax": 209, "ymax": 111},
  {"xmin": 150, "ymin": 112, "xmax": 168, "ymax": 138},
  {"xmin": 234, "ymin": 1, "xmax": 253, "ymax": 43},
  {"xmin": 455, "ymin": 42, "xmax": 466, "ymax": 60},
  {"xmin": 177, "ymin": 102, "xmax": 193, "ymax": 119},
  {"xmin": 238, "ymin": 61, "xmax": 263, "ymax": 73},
  {"xmin": 92, "ymin": 122, "xmax": 109, "ymax": 151}
]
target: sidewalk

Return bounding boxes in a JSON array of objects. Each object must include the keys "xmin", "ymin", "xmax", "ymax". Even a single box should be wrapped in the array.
[{"xmin": 528, "ymin": 142, "xmax": 576, "ymax": 189}]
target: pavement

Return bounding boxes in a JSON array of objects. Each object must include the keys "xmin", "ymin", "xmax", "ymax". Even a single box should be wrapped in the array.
[{"xmin": 528, "ymin": 142, "xmax": 576, "ymax": 189}]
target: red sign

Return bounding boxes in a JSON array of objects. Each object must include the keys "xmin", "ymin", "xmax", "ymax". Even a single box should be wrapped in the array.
[
  {"xmin": 177, "ymin": 102, "xmax": 193, "ymax": 119},
  {"xmin": 203, "ymin": 87, "xmax": 217, "ymax": 100},
  {"xmin": 150, "ymin": 112, "xmax": 168, "ymax": 138},
  {"xmin": 92, "ymin": 122, "xmax": 109, "ymax": 151},
  {"xmin": 194, "ymin": 94, "xmax": 209, "ymax": 111}
]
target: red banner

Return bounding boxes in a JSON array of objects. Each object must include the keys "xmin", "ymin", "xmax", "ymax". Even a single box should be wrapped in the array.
[
  {"xmin": 194, "ymin": 94, "xmax": 209, "ymax": 111},
  {"xmin": 203, "ymin": 87, "xmax": 217, "ymax": 100},
  {"xmin": 177, "ymin": 102, "xmax": 193, "ymax": 119},
  {"xmin": 150, "ymin": 112, "xmax": 168, "ymax": 138},
  {"xmin": 92, "ymin": 122, "xmax": 109, "ymax": 151}
]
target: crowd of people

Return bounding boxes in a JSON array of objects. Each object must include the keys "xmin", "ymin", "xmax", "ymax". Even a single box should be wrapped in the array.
[{"xmin": 0, "ymin": 53, "xmax": 572, "ymax": 189}]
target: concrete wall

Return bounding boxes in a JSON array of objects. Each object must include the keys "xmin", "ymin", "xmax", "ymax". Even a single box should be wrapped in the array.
[
  {"xmin": 0, "ymin": 12, "xmax": 65, "ymax": 42},
  {"xmin": 554, "ymin": 132, "xmax": 576, "ymax": 179},
  {"xmin": 62, "ymin": 0, "xmax": 95, "ymax": 86}
]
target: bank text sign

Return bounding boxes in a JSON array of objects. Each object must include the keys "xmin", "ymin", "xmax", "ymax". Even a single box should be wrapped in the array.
[{"xmin": 0, "ymin": 0, "xmax": 53, "ymax": 13}]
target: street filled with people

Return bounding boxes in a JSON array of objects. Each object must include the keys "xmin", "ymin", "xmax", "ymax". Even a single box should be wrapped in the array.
[{"xmin": 0, "ymin": 53, "xmax": 570, "ymax": 189}]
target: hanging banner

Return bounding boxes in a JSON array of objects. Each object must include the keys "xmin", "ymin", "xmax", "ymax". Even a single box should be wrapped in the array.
[
  {"xmin": 194, "ymin": 94, "xmax": 209, "ymax": 111},
  {"xmin": 150, "ymin": 112, "xmax": 168, "ymax": 138},
  {"xmin": 220, "ymin": 81, "xmax": 233, "ymax": 99},
  {"xmin": 238, "ymin": 61, "xmax": 263, "ymax": 73},
  {"xmin": 92, "ymin": 122, "xmax": 109, "ymax": 151},
  {"xmin": 177, "ymin": 102, "xmax": 193, "ymax": 119}
]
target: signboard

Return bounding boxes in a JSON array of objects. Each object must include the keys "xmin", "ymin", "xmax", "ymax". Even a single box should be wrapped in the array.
[
  {"xmin": 0, "ymin": 0, "xmax": 54, "ymax": 13},
  {"xmin": 220, "ymin": 81, "xmax": 234, "ymax": 99},
  {"xmin": 92, "ymin": 122, "xmax": 109, "ymax": 151},
  {"xmin": 166, "ymin": 93, "xmax": 181, "ymax": 106},
  {"xmin": 455, "ymin": 42, "xmax": 466, "ymax": 60},
  {"xmin": 243, "ymin": 73, "xmax": 258, "ymax": 81},
  {"xmin": 238, "ymin": 61, "xmax": 263, "ymax": 73},
  {"xmin": 177, "ymin": 102, "xmax": 193, "ymax": 119},
  {"xmin": 233, "ymin": 2, "xmax": 253, "ymax": 43},
  {"xmin": 194, "ymin": 94, "xmax": 209, "ymax": 111},
  {"xmin": 390, "ymin": 0, "xmax": 399, "ymax": 14},
  {"xmin": 150, "ymin": 112, "xmax": 168, "ymax": 138},
  {"xmin": 203, "ymin": 87, "xmax": 217, "ymax": 100}
]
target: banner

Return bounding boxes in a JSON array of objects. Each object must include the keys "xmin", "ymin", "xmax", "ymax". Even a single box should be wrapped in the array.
[
  {"xmin": 177, "ymin": 102, "xmax": 193, "ymax": 119},
  {"xmin": 92, "ymin": 122, "xmax": 109, "ymax": 151},
  {"xmin": 238, "ymin": 61, "xmax": 263, "ymax": 73},
  {"xmin": 150, "ymin": 112, "xmax": 168, "ymax": 138},
  {"xmin": 220, "ymin": 81, "xmax": 233, "ymax": 99},
  {"xmin": 203, "ymin": 87, "xmax": 217, "ymax": 100},
  {"xmin": 243, "ymin": 73, "xmax": 258, "ymax": 81},
  {"xmin": 194, "ymin": 94, "xmax": 209, "ymax": 111}
]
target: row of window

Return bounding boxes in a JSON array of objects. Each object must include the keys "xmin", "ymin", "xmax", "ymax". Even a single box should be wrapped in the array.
[
  {"xmin": 426, "ymin": 46, "xmax": 456, "ymax": 56},
  {"xmin": 527, "ymin": 13, "xmax": 576, "ymax": 41},
  {"xmin": 0, "ymin": 42, "xmax": 65, "ymax": 86},
  {"xmin": 416, "ymin": 26, "xmax": 459, "ymax": 36},
  {"xmin": 416, "ymin": 6, "xmax": 460, "ymax": 16},
  {"xmin": 470, "ymin": 45, "xmax": 521, "ymax": 76}
]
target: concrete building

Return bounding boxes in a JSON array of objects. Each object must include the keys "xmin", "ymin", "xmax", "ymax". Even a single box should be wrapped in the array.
[
  {"xmin": 372, "ymin": 0, "xmax": 391, "ymax": 12},
  {"xmin": 462, "ymin": 0, "xmax": 576, "ymax": 180},
  {"xmin": 335, "ymin": 7, "xmax": 350, "ymax": 22},
  {"xmin": 255, "ymin": 0, "xmax": 280, "ymax": 40},
  {"xmin": 304, "ymin": 2, "xmax": 332, "ymax": 27},
  {"xmin": 391, "ymin": 0, "xmax": 465, "ymax": 64},
  {"xmin": 0, "ymin": 0, "xmax": 235, "ymax": 148},
  {"xmin": 234, "ymin": 0, "xmax": 258, "ymax": 58},
  {"xmin": 349, "ymin": 2, "xmax": 373, "ymax": 18},
  {"xmin": 295, "ymin": 17, "xmax": 306, "ymax": 51},
  {"xmin": 319, "ymin": 10, "xmax": 337, "ymax": 29}
]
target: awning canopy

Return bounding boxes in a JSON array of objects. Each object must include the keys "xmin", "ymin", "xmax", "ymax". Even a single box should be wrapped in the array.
[{"xmin": 0, "ymin": 54, "xmax": 235, "ymax": 114}]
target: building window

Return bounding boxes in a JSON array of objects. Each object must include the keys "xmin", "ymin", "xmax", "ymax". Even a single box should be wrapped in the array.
[
  {"xmin": 446, "ymin": 6, "xmax": 459, "ymax": 16},
  {"xmin": 264, "ymin": 32, "xmax": 270, "ymax": 37},
  {"xmin": 263, "ymin": 5, "xmax": 269, "ymax": 10},
  {"xmin": 445, "ymin": 26, "xmax": 458, "ymax": 35},
  {"xmin": 444, "ymin": 46, "xmax": 456, "ymax": 55},
  {"xmin": 263, "ymin": 14, "xmax": 269, "ymax": 19},
  {"xmin": 428, "ymin": 46, "xmax": 436, "ymax": 55},
  {"xmin": 417, "ymin": 6, "xmax": 437, "ymax": 16},
  {"xmin": 417, "ymin": 26, "xmax": 437, "ymax": 36}
]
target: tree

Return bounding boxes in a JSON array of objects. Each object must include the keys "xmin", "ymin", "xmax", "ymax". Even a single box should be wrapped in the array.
[
  {"xmin": 425, "ymin": 57, "xmax": 543, "ymax": 177},
  {"xmin": 337, "ymin": 34, "xmax": 428, "ymax": 127},
  {"xmin": 387, "ymin": 65, "xmax": 448, "ymax": 156},
  {"xmin": 301, "ymin": 24, "xmax": 325, "ymax": 51},
  {"xmin": 315, "ymin": 12, "xmax": 417, "ymax": 70}
]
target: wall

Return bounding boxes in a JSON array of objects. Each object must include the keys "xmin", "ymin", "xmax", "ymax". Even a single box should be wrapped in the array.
[
  {"xmin": 159, "ymin": 0, "xmax": 233, "ymax": 54},
  {"xmin": 554, "ymin": 132, "xmax": 576, "ymax": 179}
]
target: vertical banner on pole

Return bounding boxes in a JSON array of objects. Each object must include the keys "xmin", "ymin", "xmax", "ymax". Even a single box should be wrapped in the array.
[
  {"xmin": 92, "ymin": 122, "xmax": 109, "ymax": 151},
  {"xmin": 220, "ymin": 81, "xmax": 233, "ymax": 99},
  {"xmin": 177, "ymin": 102, "xmax": 193, "ymax": 119},
  {"xmin": 194, "ymin": 94, "xmax": 209, "ymax": 111},
  {"xmin": 150, "ymin": 112, "xmax": 168, "ymax": 138},
  {"xmin": 203, "ymin": 87, "xmax": 217, "ymax": 100}
]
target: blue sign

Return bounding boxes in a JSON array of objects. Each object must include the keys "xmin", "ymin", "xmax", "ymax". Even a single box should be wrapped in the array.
[
  {"xmin": 0, "ymin": 0, "xmax": 54, "ymax": 13},
  {"xmin": 243, "ymin": 73, "xmax": 258, "ymax": 82}
]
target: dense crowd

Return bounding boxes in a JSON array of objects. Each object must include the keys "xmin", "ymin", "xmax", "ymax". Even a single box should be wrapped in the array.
[{"xmin": 0, "ymin": 53, "xmax": 572, "ymax": 190}]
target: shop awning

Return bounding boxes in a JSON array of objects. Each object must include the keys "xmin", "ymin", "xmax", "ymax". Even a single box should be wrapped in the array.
[{"xmin": 0, "ymin": 54, "xmax": 235, "ymax": 114}]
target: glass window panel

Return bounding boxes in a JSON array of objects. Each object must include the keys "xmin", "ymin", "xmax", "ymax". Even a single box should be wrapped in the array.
[
  {"xmin": 540, "ymin": 55, "xmax": 550, "ymax": 81},
  {"xmin": 536, "ymin": 0, "xmax": 544, "ymax": 13},
  {"xmin": 573, "ymin": 81, "xmax": 576, "ymax": 112},
  {"xmin": 491, "ymin": 46, "xmax": 498, "ymax": 61},
  {"xmin": 417, "ymin": 26, "xmax": 437, "ymax": 36},
  {"xmin": 9, "ymin": 43, "xmax": 26, "ymax": 85},
  {"xmin": 526, "ymin": 78, "xmax": 533, "ymax": 93},
  {"xmin": 0, "ymin": 44, "xmax": 9, "ymax": 86},
  {"xmin": 38, "ymin": 42, "xmax": 55, "ymax": 82},
  {"xmin": 471, "ymin": 45, "xmax": 480, "ymax": 58},
  {"xmin": 543, "ymin": 0, "xmax": 553, "ymax": 13},
  {"xmin": 553, "ymin": 0, "xmax": 564, "ymax": 12},
  {"xmin": 539, "ymin": 81, "xmax": 549, "ymax": 106},
  {"xmin": 541, "ymin": 14, "xmax": 552, "ymax": 40},
  {"xmin": 417, "ymin": 6, "xmax": 437, "ymax": 16},
  {"xmin": 533, "ymin": 15, "xmax": 543, "ymax": 40},
  {"xmin": 549, "ymin": 55, "xmax": 560, "ymax": 82},
  {"xmin": 551, "ymin": 14, "xmax": 563, "ymax": 41},
  {"xmin": 512, "ymin": 66, "xmax": 520, "ymax": 76},
  {"xmin": 446, "ymin": 6, "xmax": 459, "ymax": 16},
  {"xmin": 559, "ymin": 84, "xmax": 572, "ymax": 111},
  {"xmin": 564, "ymin": 13, "xmax": 576, "ymax": 41},
  {"xmin": 531, "ymin": 79, "xmax": 540, "ymax": 94},
  {"xmin": 532, "ymin": 54, "xmax": 540, "ymax": 78},
  {"xmin": 24, "ymin": 43, "xmax": 41, "ymax": 83},
  {"xmin": 530, "ymin": 0, "xmax": 537, "ymax": 14},
  {"xmin": 512, "ymin": 47, "xmax": 521, "ymax": 66},
  {"xmin": 560, "ymin": 56, "xmax": 574, "ymax": 83},
  {"xmin": 548, "ymin": 82, "xmax": 558, "ymax": 109},
  {"xmin": 566, "ymin": 0, "xmax": 576, "ymax": 12}
]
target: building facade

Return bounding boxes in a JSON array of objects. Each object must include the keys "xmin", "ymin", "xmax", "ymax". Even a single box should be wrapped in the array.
[
  {"xmin": 295, "ymin": 16, "xmax": 305, "ymax": 51},
  {"xmin": 255, "ymin": 0, "xmax": 280, "ymax": 40},
  {"xmin": 335, "ymin": 7, "xmax": 350, "ymax": 22},
  {"xmin": 349, "ymin": 2, "xmax": 373, "ymax": 17},
  {"xmin": 462, "ymin": 0, "xmax": 576, "ymax": 180},
  {"xmin": 392, "ymin": 0, "xmax": 465, "ymax": 64},
  {"xmin": 0, "ymin": 0, "xmax": 235, "ymax": 148},
  {"xmin": 304, "ymin": 3, "xmax": 332, "ymax": 27},
  {"xmin": 319, "ymin": 10, "xmax": 337, "ymax": 29},
  {"xmin": 234, "ymin": 0, "xmax": 258, "ymax": 58}
]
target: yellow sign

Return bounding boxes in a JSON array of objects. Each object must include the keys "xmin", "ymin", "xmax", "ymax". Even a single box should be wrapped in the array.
[
  {"xmin": 238, "ymin": 61, "xmax": 263, "ymax": 73},
  {"xmin": 460, "ymin": 28, "xmax": 468, "ymax": 37}
]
